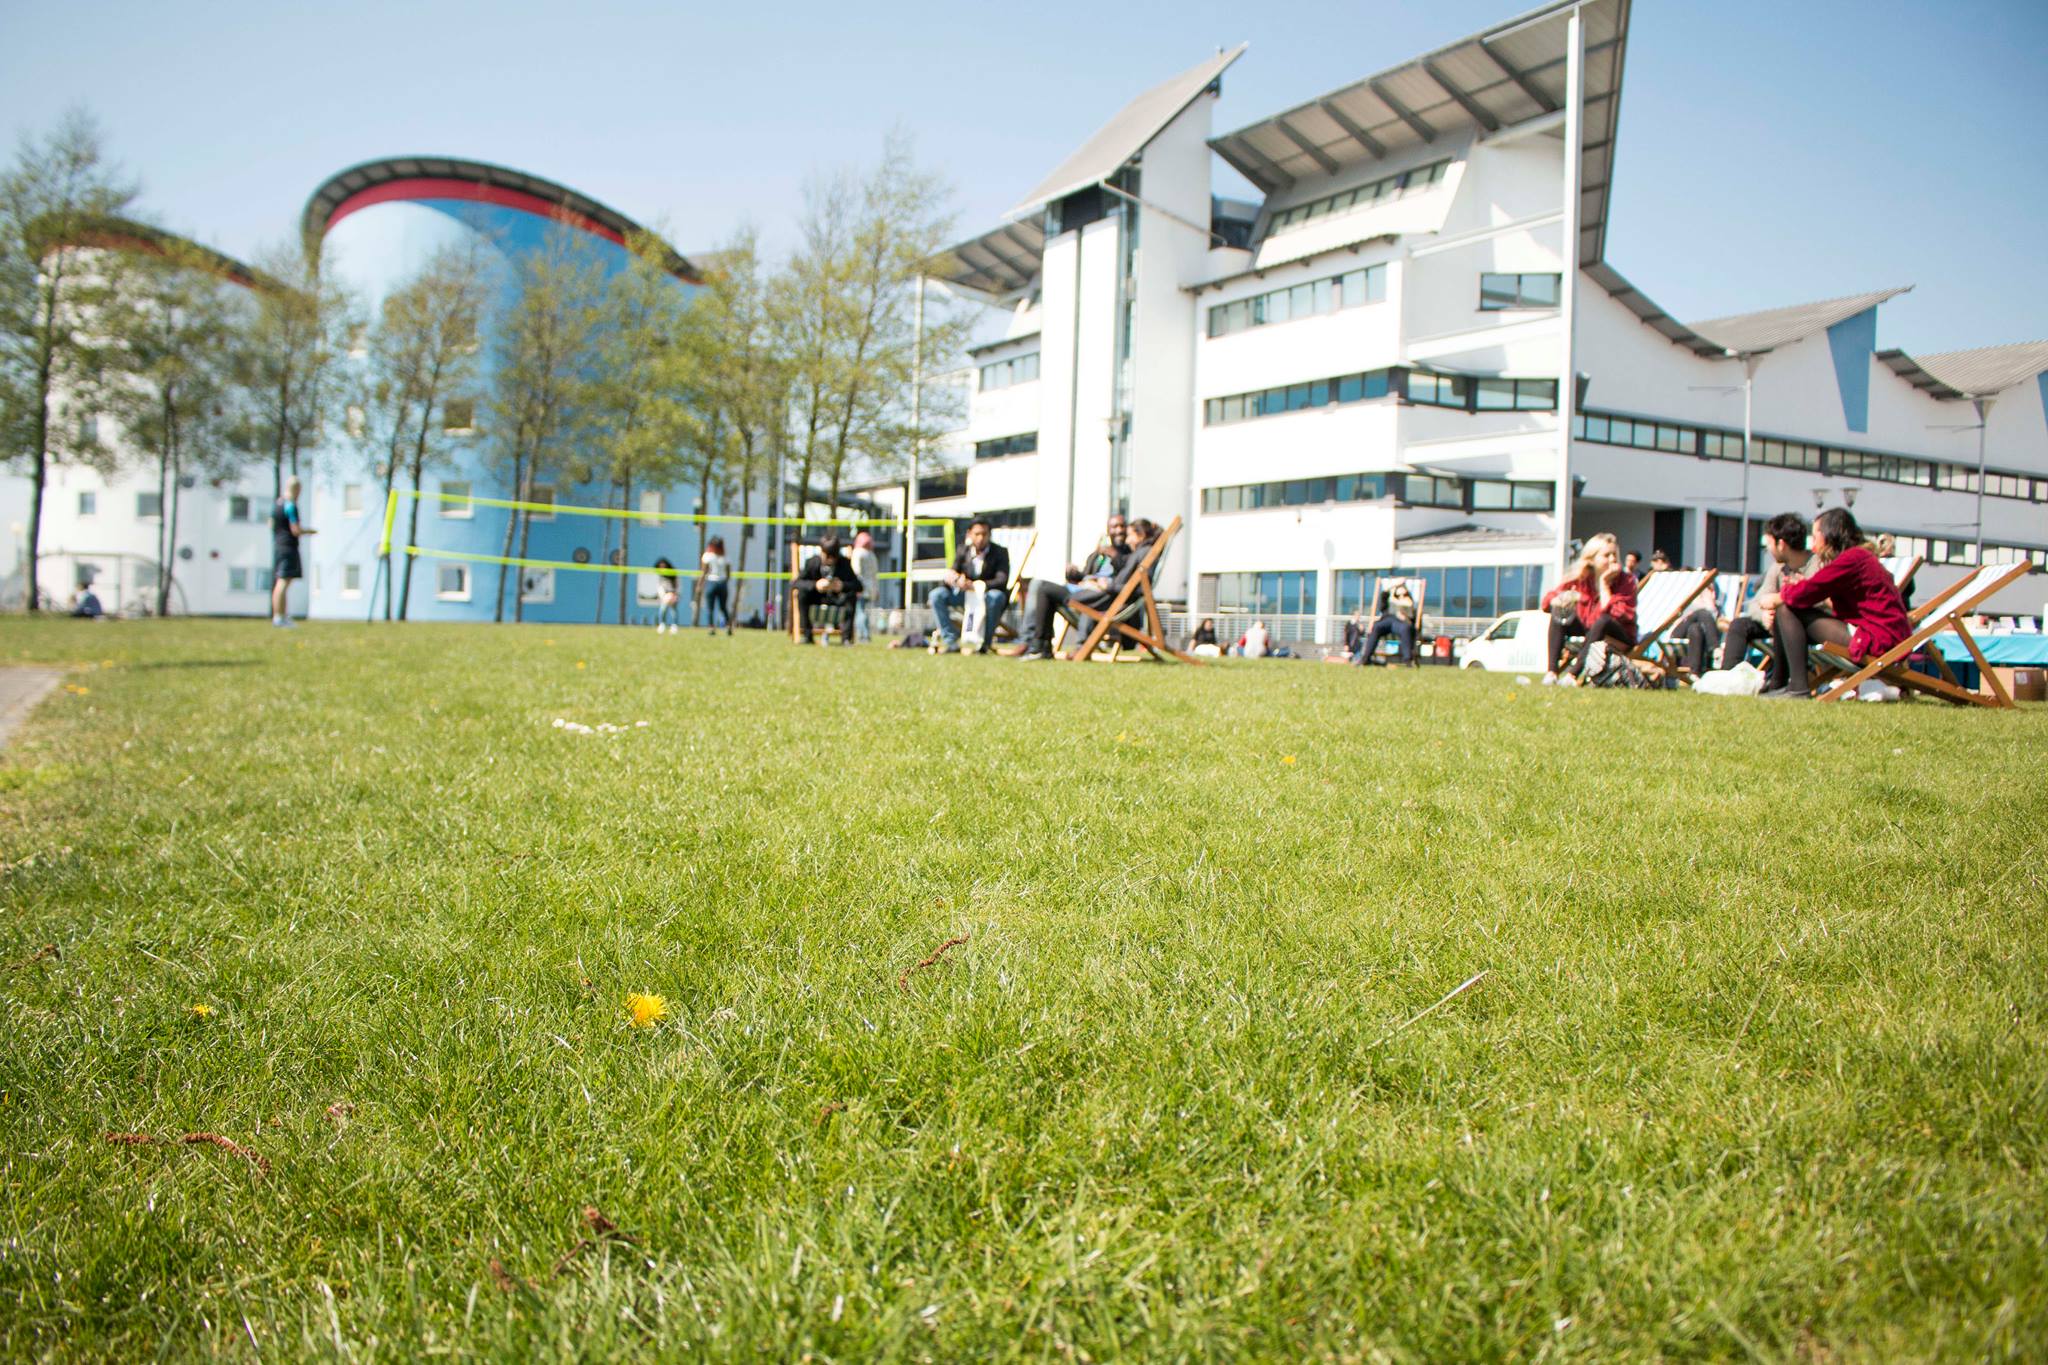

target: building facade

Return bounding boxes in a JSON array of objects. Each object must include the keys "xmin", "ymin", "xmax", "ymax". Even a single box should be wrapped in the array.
[{"xmin": 929, "ymin": 0, "xmax": 2046, "ymax": 641}]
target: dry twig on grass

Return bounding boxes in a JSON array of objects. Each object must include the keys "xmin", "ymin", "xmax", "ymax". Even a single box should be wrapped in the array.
[
  {"xmin": 554, "ymin": 1206, "xmax": 638, "ymax": 1276},
  {"xmin": 899, "ymin": 935, "xmax": 969, "ymax": 991},
  {"xmin": 324, "ymin": 1102, "xmax": 355, "ymax": 1123},
  {"xmin": 6, "ymin": 944, "xmax": 58, "ymax": 971},
  {"xmin": 180, "ymin": 1132, "xmax": 272, "ymax": 1174},
  {"xmin": 488, "ymin": 1258, "xmax": 527, "ymax": 1293},
  {"xmin": 816, "ymin": 1101, "xmax": 846, "ymax": 1126}
]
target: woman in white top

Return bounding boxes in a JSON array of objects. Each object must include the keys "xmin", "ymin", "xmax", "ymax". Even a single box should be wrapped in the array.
[
  {"xmin": 699, "ymin": 536, "xmax": 732, "ymax": 635},
  {"xmin": 848, "ymin": 531, "xmax": 881, "ymax": 643}
]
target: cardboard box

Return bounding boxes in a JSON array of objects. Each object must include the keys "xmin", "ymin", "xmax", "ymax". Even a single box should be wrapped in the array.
[{"xmin": 1981, "ymin": 666, "xmax": 2047, "ymax": 703}]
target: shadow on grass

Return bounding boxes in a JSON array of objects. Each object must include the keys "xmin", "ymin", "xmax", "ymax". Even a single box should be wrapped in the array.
[{"xmin": 128, "ymin": 659, "xmax": 260, "ymax": 672}]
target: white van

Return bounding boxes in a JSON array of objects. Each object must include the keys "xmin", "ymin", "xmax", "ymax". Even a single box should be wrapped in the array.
[{"xmin": 1459, "ymin": 609, "xmax": 1551, "ymax": 673}]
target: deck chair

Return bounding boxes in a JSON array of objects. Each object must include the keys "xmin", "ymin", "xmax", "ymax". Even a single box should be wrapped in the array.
[
  {"xmin": 1815, "ymin": 560, "xmax": 2034, "ymax": 706},
  {"xmin": 1625, "ymin": 567, "xmax": 1720, "ymax": 680},
  {"xmin": 1804, "ymin": 552, "xmax": 1940, "ymax": 688},
  {"xmin": 1063, "ymin": 516, "xmax": 1200, "ymax": 665},
  {"xmin": 1362, "ymin": 575, "xmax": 1428, "ymax": 663},
  {"xmin": 787, "ymin": 543, "xmax": 853, "ymax": 643}
]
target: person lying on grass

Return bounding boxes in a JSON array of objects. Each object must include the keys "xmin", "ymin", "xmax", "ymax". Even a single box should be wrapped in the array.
[
  {"xmin": 1019, "ymin": 517, "xmax": 1156, "ymax": 660},
  {"xmin": 1755, "ymin": 505, "xmax": 1911, "ymax": 700},
  {"xmin": 1540, "ymin": 531, "xmax": 1638, "ymax": 685}
]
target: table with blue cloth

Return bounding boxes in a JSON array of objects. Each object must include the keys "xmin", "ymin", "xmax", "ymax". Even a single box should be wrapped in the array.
[{"xmin": 1929, "ymin": 632, "xmax": 2048, "ymax": 689}]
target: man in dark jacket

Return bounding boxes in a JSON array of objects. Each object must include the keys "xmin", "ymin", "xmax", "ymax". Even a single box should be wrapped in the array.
[
  {"xmin": 928, "ymin": 517, "xmax": 1011, "ymax": 653},
  {"xmin": 795, "ymin": 533, "xmax": 861, "ymax": 645},
  {"xmin": 1020, "ymin": 517, "xmax": 1157, "ymax": 659}
]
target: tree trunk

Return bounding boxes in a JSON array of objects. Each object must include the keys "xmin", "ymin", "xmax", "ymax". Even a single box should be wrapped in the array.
[
  {"xmin": 156, "ymin": 388, "xmax": 176, "ymax": 617},
  {"xmin": 399, "ymin": 455, "xmax": 423, "ymax": 620},
  {"xmin": 496, "ymin": 446, "xmax": 525, "ymax": 624},
  {"xmin": 513, "ymin": 468, "xmax": 538, "ymax": 624},
  {"xmin": 380, "ymin": 456, "xmax": 398, "ymax": 621},
  {"xmin": 161, "ymin": 445, "xmax": 180, "ymax": 618},
  {"xmin": 593, "ymin": 483, "xmax": 615, "ymax": 624},
  {"xmin": 616, "ymin": 474, "xmax": 635, "ymax": 625}
]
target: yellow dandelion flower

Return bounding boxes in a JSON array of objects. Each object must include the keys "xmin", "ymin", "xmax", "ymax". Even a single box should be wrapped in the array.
[
  {"xmin": 1116, "ymin": 730, "xmax": 1129, "ymax": 744},
  {"xmin": 626, "ymin": 993, "xmax": 668, "ymax": 1028},
  {"xmin": 189, "ymin": 1003, "xmax": 214, "ymax": 1017},
  {"xmin": 576, "ymin": 660, "xmax": 587, "ymax": 670},
  {"xmin": 1282, "ymin": 754, "xmax": 1297, "ymax": 766},
  {"xmin": 544, "ymin": 638, "xmax": 557, "ymax": 645},
  {"xmin": 64, "ymin": 684, "xmax": 89, "ymax": 695}
]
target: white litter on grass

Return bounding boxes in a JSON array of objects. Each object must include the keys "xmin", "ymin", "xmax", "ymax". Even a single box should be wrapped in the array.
[
  {"xmin": 1515, "ymin": 676, "xmax": 1533, "ymax": 685},
  {"xmin": 550, "ymin": 717, "xmax": 647, "ymax": 736}
]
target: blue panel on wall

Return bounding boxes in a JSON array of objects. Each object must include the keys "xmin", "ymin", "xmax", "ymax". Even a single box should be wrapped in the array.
[
  {"xmin": 2037, "ymin": 371, "xmax": 2048, "ymax": 432},
  {"xmin": 1827, "ymin": 307, "xmax": 1877, "ymax": 433}
]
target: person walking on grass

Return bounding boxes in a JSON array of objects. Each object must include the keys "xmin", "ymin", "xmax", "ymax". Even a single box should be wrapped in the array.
[
  {"xmin": 270, "ymin": 477, "xmax": 314, "ymax": 628},
  {"xmin": 699, "ymin": 536, "xmax": 733, "ymax": 635},
  {"xmin": 652, "ymin": 558, "xmax": 682, "ymax": 634}
]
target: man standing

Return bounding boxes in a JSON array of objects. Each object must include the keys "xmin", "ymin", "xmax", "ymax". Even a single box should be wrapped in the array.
[
  {"xmin": 928, "ymin": 518, "xmax": 1011, "ymax": 654},
  {"xmin": 1020, "ymin": 517, "xmax": 1156, "ymax": 659},
  {"xmin": 794, "ymin": 533, "xmax": 861, "ymax": 646},
  {"xmin": 270, "ymin": 477, "xmax": 314, "ymax": 628}
]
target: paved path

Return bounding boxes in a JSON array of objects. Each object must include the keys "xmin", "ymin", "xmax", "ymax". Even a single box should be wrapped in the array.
[{"xmin": 0, "ymin": 668, "xmax": 63, "ymax": 751}]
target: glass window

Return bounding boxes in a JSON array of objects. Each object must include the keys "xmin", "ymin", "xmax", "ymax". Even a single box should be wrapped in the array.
[
  {"xmin": 1498, "ymin": 565, "xmax": 1527, "ymax": 612},
  {"xmin": 78, "ymin": 491, "xmax": 97, "ymax": 516},
  {"xmin": 527, "ymin": 485, "xmax": 555, "ymax": 521},
  {"xmin": 439, "ymin": 481, "xmax": 473, "ymax": 518},
  {"xmin": 1308, "ymin": 379, "xmax": 1329, "ymax": 407},
  {"xmin": 1289, "ymin": 284, "xmax": 1313, "ymax": 318},
  {"xmin": 342, "ymin": 564, "xmax": 363, "ymax": 595},
  {"xmin": 1476, "ymin": 379, "xmax": 1515, "ymax": 411},
  {"xmin": 342, "ymin": 484, "xmax": 364, "ymax": 515},
  {"xmin": 1472, "ymin": 480, "xmax": 1512, "ymax": 509},
  {"xmin": 443, "ymin": 399, "xmax": 475, "ymax": 432},
  {"xmin": 1363, "ymin": 370, "xmax": 1390, "ymax": 399},
  {"xmin": 1517, "ymin": 380, "xmax": 1557, "ymax": 411},
  {"xmin": 1265, "ymin": 290, "xmax": 1290, "ymax": 325},
  {"xmin": 228, "ymin": 566, "xmax": 247, "ymax": 592},
  {"xmin": 135, "ymin": 491, "xmax": 161, "ymax": 518},
  {"xmin": 1521, "ymin": 274, "xmax": 1560, "ymax": 307},
  {"xmin": 1339, "ymin": 271, "xmax": 1365, "ymax": 308},
  {"xmin": 1487, "ymin": 614, "xmax": 1518, "ymax": 639},
  {"xmin": 1469, "ymin": 567, "xmax": 1496, "ymax": 620},
  {"xmin": 1336, "ymin": 373, "xmax": 1362, "ymax": 403},
  {"xmin": 1416, "ymin": 568, "xmax": 1443, "ymax": 611},
  {"xmin": 1512, "ymin": 483, "xmax": 1552, "ymax": 510},
  {"xmin": 639, "ymin": 490, "xmax": 663, "ymax": 526},
  {"xmin": 1479, "ymin": 274, "xmax": 1519, "ymax": 311},
  {"xmin": 436, "ymin": 564, "xmax": 470, "ymax": 599},
  {"xmin": 1440, "ymin": 567, "xmax": 1468, "ymax": 616}
]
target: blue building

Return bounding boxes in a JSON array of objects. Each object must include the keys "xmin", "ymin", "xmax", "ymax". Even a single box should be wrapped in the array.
[{"xmin": 301, "ymin": 156, "xmax": 750, "ymax": 624}]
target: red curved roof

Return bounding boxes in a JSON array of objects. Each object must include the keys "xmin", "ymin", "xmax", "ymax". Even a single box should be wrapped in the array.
[{"xmin": 302, "ymin": 156, "xmax": 698, "ymax": 281}]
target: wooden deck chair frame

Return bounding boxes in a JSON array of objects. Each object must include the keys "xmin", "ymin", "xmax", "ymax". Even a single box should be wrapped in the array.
[
  {"xmin": 1814, "ymin": 560, "xmax": 2033, "ymax": 706},
  {"xmin": 1799, "ymin": 553, "xmax": 1932, "ymax": 687},
  {"xmin": 1063, "ymin": 516, "xmax": 1200, "ymax": 664},
  {"xmin": 787, "ymin": 542, "xmax": 854, "ymax": 643},
  {"xmin": 984, "ymin": 531, "xmax": 1037, "ymax": 645},
  {"xmin": 1625, "ymin": 567, "xmax": 1719, "ymax": 681}
]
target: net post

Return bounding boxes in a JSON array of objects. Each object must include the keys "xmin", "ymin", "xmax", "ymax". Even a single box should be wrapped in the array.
[{"xmin": 378, "ymin": 487, "xmax": 400, "ymax": 558}]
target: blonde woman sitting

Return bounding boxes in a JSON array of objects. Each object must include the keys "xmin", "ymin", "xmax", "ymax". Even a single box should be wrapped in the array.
[{"xmin": 1540, "ymin": 532, "xmax": 1640, "ymax": 684}]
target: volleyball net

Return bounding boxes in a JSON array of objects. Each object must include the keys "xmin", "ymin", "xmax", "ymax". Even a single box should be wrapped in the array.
[{"xmin": 377, "ymin": 487, "xmax": 954, "ymax": 584}]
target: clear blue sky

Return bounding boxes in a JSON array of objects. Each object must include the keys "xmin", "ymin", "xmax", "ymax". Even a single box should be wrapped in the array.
[{"xmin": 2, "ymin": 0, "xmax": 2042, "ymax": 353}]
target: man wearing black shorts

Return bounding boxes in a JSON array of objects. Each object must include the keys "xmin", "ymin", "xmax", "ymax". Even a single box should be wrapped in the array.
[{"xmin": 270, "ymin": 477, "xmax": 314, "ymax": 627}]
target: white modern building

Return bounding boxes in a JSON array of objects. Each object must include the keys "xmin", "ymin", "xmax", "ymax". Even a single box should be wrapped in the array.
[{"xmin": 925, "ymin": 0, "xmax": 2046, "ymax": 641}]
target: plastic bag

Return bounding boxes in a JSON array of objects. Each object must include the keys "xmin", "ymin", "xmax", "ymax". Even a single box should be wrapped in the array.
[{"xmin": 1692, "ymin": 661, "xmax": 1766, "ymax": 697}]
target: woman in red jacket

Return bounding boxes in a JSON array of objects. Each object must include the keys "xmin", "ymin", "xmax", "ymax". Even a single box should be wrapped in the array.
[
  {"xmin": 1540, "ymin": 531, "xmax": 1639, "ymax": 684},
  {"xmin": 1756, "ymin": 506, "xmax": 1911, "ymax": 699}
]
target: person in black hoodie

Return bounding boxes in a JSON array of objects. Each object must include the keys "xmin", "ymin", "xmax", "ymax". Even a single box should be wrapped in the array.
[{"xmin": 794, "ymin": 534, "xmax": 862, "ymax": 645}]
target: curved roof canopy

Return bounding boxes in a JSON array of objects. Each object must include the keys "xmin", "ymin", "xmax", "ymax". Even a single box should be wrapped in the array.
[
  {"xmin": 1213, "ymin": 0, "xmax": 1630, "ymax": 267},
  {"xmin": 37, "ymin": 214, "xmax": 285, "ymax": 293},
  {"xmin": 1877, "ymin": 341, "xmax": 2048, "ymax": 401},
  {"xmin": 1688, "ymin": 286, "xmax": 1911, "ymax": 357},
  {"xmin": 302, "ymin": 155, "xmax": 697, "ymax": 281}
]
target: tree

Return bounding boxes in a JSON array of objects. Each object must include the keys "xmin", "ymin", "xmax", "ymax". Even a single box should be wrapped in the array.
[
  {"xmin": 583, "ymin": 229, "xmax": 700, "ymax": 623},
  {"xmin": 359, "ymin": 243, "xmax": 487, "ymax": 619},
  {"xmin": 104, "ymin": 241, "xmax": 246, "ymax": 616},
  {"xmin": 226, "ymin": 241, "xmax": 351, "ymax": 502},
  {"xmin": 781, "ymin": 134, "xmax": 969, "ymax": 515},
  {"xmin": 0, "ymin": 109, "xmax": 139, "ymax": 612},
  {"xmin": 692, "ymin": 228, "xmax": 787, "ymax": 618},
  {"xmin": 485, "ymin": 220, "xmax": 603, "ymax": 622}
]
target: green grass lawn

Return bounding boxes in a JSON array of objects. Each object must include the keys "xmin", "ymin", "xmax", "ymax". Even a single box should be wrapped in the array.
[{"xmin": 1, "ymin": 617, "xmax": 2044, "ymax": 1362}]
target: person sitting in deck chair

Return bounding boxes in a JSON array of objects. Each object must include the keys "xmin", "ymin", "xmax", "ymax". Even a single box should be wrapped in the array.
[
  {"xmin": 928, "ymin": 518, "xmax": 1011, "ymax": 654},
  {"xmin": 1019, "ymin": 517, "xmax": 1155, "ymax": 660},
  {"xmin": 1756, "ymin": 506, "xmax": 1910, "ymax": 700},
  {"xmin": 1350, "ymin": 580, "xmax": 1419, "ymax": 666},
  {"xmin": 1716, "ymin": 512, "xmax": 1819, "ymax": 687},
  {"xmin": 794, "ymin": 534, "xmax": 862, "ymax": 646},
  {"xmin": 1540, "ymin": 532, "xmax": 1638, "ymax": 685}
]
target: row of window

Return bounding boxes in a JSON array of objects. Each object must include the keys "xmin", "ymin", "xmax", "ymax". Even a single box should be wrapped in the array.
[
  {"xmin": 974, "ymin": 431, "xmax": 1038, "ymax": 460},
  {"xmin": 1207, "ymin": 265, "xmax": 1387, "ymax": 338},
  {"xmin": 1196, "ymin": 563, "xmax": 1550, "ymax": 621},
  {"xmin": 1203, "ymin": 368, "xmax": 1558, "ymax": 426},
  {"xmin": 977, "ymin": 351, "xmax": 1040, "ymax": 391},
  {"xmin": 1199, "ymin": 471, "xmax": 1554, "ymax": 515},
  {"xmin": 1407, "ymin": 373, "xmax": 1558, "ymax": 411},
  {"xmin": 1266, "ymin": 159, "xmax": 1452, "ymax": 233},
  {"xmin": 1479, "ymin": 272, "xmax": 1561, "ymax": 311},
  {"xmin": 1575, "ymin": 410, "xmax": 2048, "ymax": 503}
]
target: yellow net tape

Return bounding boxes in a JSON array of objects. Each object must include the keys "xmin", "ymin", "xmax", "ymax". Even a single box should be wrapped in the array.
[{"xmin": 379, "ymin": 488, "xmax": 954, "ymax": 579}]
